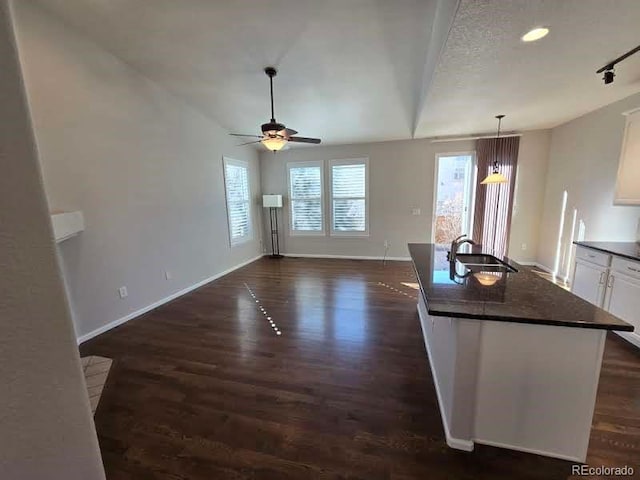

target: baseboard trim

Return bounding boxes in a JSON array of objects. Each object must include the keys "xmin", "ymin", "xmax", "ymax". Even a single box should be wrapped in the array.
[
  {"xmin": 473, "ymin": 438, "xmax": 583, "ymax": 463},
  {"xmin": 517, "ymin": 261, "xmax": 554, "ymax": 273},
  {"xmin": 416, "ymin": 299, "xmax": 474, "ymax": 452},
  {"xmin": 535, "ymin": 262, "xmax": 554, "ymax": 273},
  {"xmin": 282, "ymin": 253, "xmax": 411, "ymax": 261},
  {"xmin": 615, "ymin": 330, "xmax": 640, "ymax": 349},
  {"xmin": 77, "ymin": 254, "xmax": 264, "ymax": 344}
]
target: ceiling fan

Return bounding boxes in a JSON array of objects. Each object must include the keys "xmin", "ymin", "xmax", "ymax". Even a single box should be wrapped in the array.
[{"xmin": 230, "ymin": 67, "xmax": 321, "ymax": 152}]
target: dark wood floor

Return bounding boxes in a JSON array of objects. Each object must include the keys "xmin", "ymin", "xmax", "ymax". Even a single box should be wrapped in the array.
[{"xmin": 81, "ymin": 258, "xmax": 640, "ymax": 480}]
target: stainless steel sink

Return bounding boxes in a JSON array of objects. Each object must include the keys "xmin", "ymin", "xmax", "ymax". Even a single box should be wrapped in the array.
[
  {"xmin": 455, "ymin": 253, "xmax": 517, "ymax": 273},
  {"xmin": 455, "ymin": 253, "xmax": 502, "ymax": 265}
]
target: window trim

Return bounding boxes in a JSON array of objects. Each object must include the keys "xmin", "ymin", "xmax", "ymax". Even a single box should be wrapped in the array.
[
  {"xmin": 222, "ymin": 156, "xmax": 253, "ymax": 247},
  {"xmin": 329, "ymin": 157, "xmax": 370, "ymax": 237},
  {"xmin": 286, "ymin": 160, "xmax": 326, "ymax": 236}
]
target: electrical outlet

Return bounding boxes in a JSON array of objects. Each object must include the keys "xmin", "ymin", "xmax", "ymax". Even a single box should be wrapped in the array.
[
  {"xmin": 383, "ymin": 240, "xmax": 391, "ymax": 248},
  {"xmin": 521, "ymin": 243, "xmax": 527, "ymax": 251},
  {"xmin": 118, "ymin": 286, "xmax": 128, "ymax": 299},
  {"xmin": 412, "ymin": 208, "xmax": 421, "ymax": 216},
  {"xmin": 165, "ymin": 270, "xmax": 172, "ymax": 280}
]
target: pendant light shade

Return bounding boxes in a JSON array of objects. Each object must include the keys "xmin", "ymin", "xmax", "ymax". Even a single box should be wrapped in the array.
[
  {"xmin": 481, "ymin": 171, "xmax": 508, "ymax": 185},
  {"xmin": 481, "ymin": 114, "xmax": 508, "ymax": 184}
]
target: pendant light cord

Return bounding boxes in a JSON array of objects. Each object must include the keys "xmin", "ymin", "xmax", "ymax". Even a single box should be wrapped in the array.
[
  {"xmin": 493, "ymin": 114, "xmax": 505, "ymax": 254},
  {"xmin": 493, "ymin": 114, "xmax": 504, "ymax": 172}
]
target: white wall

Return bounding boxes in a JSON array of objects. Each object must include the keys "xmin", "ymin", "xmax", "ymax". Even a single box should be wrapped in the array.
[
  {"xmin": 260, "ymin": 131, "xmax": 550, "ymax": 262},
  {"xmin": 0, "ymin": 1, "xmax": 104, "ymax": 477},
  {"xmin": 538, "ymin": 92, "xmax": 640, "ymax": 271},
  {"xmin": 12, "ymin": 2, "xmax": 263, "ymax": 340},
  {"xmin": 510, "ymin": 130, "xmax": 551, "ymax": 263}
]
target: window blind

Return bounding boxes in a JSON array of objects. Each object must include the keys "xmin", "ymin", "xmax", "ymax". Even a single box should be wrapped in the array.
[
  {"xmin": 289, "ymin": 165, "xmax": 323, "ymax": 232},
  {"xmin": 472, "ymin": 137, "xmax": 520, "ymax": 257},
  {"xmin": 224, "ymin": 160, "xmax": 251, "ymax": 243},
  {"xmin": 331, "ymin": 163, "xmax": 366, "ymax": 232}
]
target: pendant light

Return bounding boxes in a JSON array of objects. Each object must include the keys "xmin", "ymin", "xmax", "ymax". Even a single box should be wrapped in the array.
[{"xmin": 481, "ymin": 115, "xmax": 508, "ymax": 185}]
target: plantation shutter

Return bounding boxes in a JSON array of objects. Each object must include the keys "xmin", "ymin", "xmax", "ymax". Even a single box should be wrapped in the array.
[
  {"xmin": 331, "ymin": 163, "xmax": 366, "ymax": 232},
  {"xmin": 224, "ymin": 160, "xmax": 251, "ymax": 243},
  {"xmin": 289, "ymin": 165, "xmax": 323, "ymax": 232}
]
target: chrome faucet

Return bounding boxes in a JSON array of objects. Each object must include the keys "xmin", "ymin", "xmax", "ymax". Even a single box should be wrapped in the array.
[{"xmin": 448, "ymin": 234, "xmax": 477, "ymax": 262}]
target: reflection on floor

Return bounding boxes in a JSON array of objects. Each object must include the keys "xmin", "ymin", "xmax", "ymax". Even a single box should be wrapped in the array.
[{"xmin": 81, "ymin": 355, "xmax": 112, "ymax": 414}]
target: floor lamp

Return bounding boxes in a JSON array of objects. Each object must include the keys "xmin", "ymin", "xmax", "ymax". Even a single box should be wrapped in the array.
[{"xmin": 263, "ymin": 194, "xmax": 283, "ymax": 258}]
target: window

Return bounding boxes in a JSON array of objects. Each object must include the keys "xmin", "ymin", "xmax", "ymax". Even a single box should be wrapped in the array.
[
  {"xmin": 330, "ymin": 158, "xmax": 368, "ymax": 235},
  {"xmin": 433, "ymin": 153, "xmax": 475, "ymax": 244},
  {"xmin": 223, "ymin": 157, "xmax": 252, "ymax": 245},
  {"xmin": 287, "ymin": 161, "xmax": 324, "ymax": 235}
]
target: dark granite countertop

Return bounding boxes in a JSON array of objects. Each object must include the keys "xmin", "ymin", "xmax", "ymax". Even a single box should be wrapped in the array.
[
  {"xmin": 574, "ymin": 241, "xmax": 640, "ymax": 262},
  {"xmin": 408, "ymin": 243, "xmax": 633, "ymax": 331}
]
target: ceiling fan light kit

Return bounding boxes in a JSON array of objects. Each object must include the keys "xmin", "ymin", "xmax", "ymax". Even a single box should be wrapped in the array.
[
  {"xmin": 231, "ymin": 67, "xmax": 321, "ymax": 152},
  {"xmin": 262, "ymin": 136, "xmax": 287, "ymax": 151}
]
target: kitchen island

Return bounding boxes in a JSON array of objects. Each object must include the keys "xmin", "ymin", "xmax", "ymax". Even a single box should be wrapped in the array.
[{"xmin": 408, "ymin": 243, "xmax": 633, "ymax": 462}]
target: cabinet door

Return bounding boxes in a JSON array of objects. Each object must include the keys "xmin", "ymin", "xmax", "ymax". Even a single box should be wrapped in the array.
[
  {"xmin": 605, "ymin": 272, "xmax": 640, "ymax": 332},
  {"xmin": 572, "ymin": 260, "xmax": 607, "ymax": 307}
]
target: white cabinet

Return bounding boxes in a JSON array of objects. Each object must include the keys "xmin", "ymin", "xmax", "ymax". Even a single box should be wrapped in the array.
[
  {"xmin": 604, "ymin": 264, "xmax": 640, "ymax": 349},
  {"xmin": 604, "ymin": 272, "xmax": 640, "ymax": 331},
  {"xmin": 573, "ymin": 246, "xmax": 640, "ymax": 348},
  {"xmin": 614, "ymin": 108, "xmax": 640, "ymax": 205},
  {"xmin": 572, "ymin": 259, "xmax": 607, "ymax": 307}
]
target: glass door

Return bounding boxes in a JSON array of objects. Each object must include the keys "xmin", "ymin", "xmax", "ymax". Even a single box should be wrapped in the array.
[{"xmin": 433, "ymin": 153, "xmax": 476, "ymax": 244}]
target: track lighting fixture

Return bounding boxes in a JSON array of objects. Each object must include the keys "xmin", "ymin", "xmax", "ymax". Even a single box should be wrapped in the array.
[
  {"xmin": 603, "ymin": 68, "xmax": 615, "ymax": 85},
  {"xmin": 597, "ymin": 44, "xmax": 640, "ymax": 86}
]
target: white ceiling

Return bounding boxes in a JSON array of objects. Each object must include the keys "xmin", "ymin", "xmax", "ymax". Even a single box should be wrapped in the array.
[
  {"xmin": 33, "ymin": 0, "xmax": 640, "ymax": 144},
  {"xmin": 415, "ymin": 0, "xmax": 640, "ymax": 138}
]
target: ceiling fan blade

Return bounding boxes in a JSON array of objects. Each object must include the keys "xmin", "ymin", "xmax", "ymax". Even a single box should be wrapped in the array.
[
  {"xmin": 282, "ymin": 128, "xmax": 298, "ymax": 136},
  {"xmin": 237, "ymin": 140, "xmax": 262, "ymax": 146},
  {"xmin": 229, "ymin": 133, "xmax": 263, "ymax": 138},
  {"xmin": 288, "ymin": 136, "xmax": 321, "ymax": 144}
]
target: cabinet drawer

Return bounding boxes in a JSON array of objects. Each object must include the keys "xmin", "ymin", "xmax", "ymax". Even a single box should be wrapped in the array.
[
  {"xmin": 611, "ymin": 256, "xmax": 640, "ymax": 280},
  {"xmin": 575, "ymin": 247, "xmax": 611, "ymax": 267}
]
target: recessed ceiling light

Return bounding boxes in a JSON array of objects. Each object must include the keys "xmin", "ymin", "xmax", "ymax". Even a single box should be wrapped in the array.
[{"xmin": 522, "ymin": 27, "xmax": 549, "ymax": 42}]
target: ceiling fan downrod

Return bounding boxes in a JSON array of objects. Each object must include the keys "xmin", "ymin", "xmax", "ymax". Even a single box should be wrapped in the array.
[{"xmin": 265, "ymin": 67, "xmax": 277, "ymax": 123}]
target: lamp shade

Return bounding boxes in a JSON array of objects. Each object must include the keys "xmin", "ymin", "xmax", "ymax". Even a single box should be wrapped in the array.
[
  {"xmin": 481, "ymin": 171, "xmax": 508, "ymax": 184},
  {"xmin": 262, "ymin": 194, "xmax": 283, "ymax": 208},
  {"xmin": 261, "ymin": 136, "xmax": 287, "ymax": 151}
]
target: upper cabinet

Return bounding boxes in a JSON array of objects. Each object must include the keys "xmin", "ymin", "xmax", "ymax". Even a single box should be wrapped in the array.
[{"xmin": 614, "ymin": 108, "xmax": 640, "ymax": 205}]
